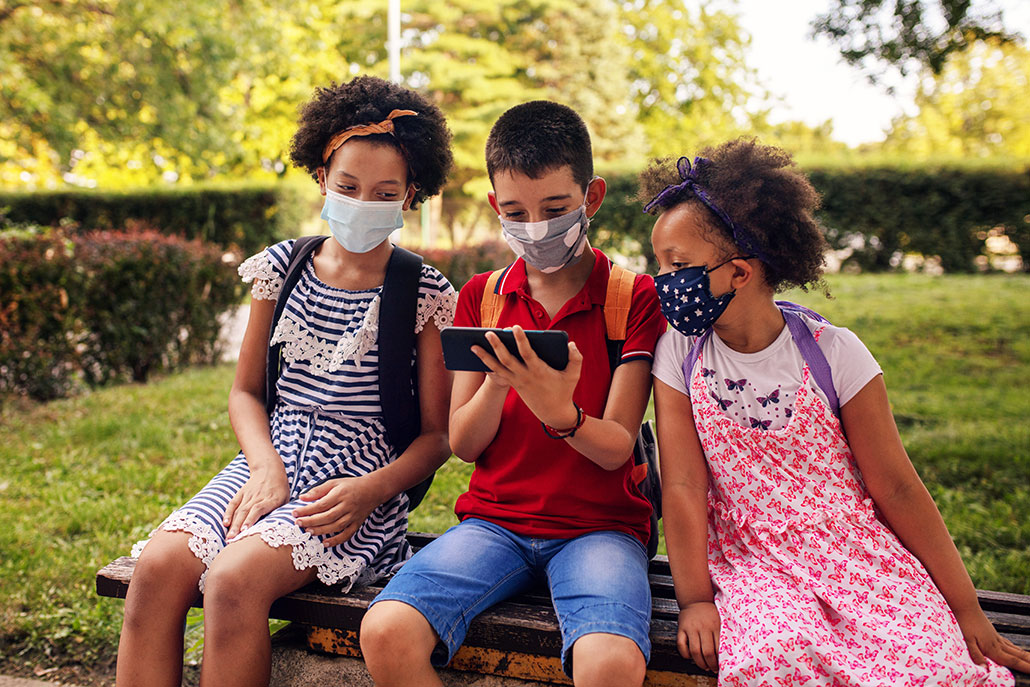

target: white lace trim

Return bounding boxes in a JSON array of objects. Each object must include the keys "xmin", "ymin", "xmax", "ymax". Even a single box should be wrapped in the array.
[
  {"xmin": 415, "ymin": 290, "xmax": 457, "ymax": 334},
  {"xmin": 270, "ymin": 295, "xmax": 381, "ymax": 370},
  {"xmin": 131, "ymin": 512, "xmax": 225, "ymax": 593},
  {"xmin": 234, "ymin": 520, "xmax": 367, "ymax": 592},
  {"xmin": 238, "ymin": 251, "xmax": 284, "ymax": 301}
]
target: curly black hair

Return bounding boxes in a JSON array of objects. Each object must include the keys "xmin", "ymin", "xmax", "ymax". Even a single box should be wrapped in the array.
[
  {"xmin": 289, "ymin": 76, "xmax": 453, "ymax": 208},
  {"xmin": 485, "ymin": 101, "xmax": 593, "ymax": 189},
  {"xmin": 638, "ymin": 138, "xmax": 828, "ymax": 293}
]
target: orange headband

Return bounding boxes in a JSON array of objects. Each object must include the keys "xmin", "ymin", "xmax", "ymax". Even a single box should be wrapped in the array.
[{"xmin": 321, "ymin": 109, "xmax": 418, "ymax": 164}]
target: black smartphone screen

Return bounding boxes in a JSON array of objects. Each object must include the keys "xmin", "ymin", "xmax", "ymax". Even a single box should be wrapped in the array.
[{"xmin": 440, "ymin": 327, "xmax": 570, "ymax": 372}]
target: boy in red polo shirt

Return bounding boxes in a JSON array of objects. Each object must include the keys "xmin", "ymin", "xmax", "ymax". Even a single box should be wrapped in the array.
[{"xmin": 361, "ymin": 101, "xmax": 665, "ymax": 687}]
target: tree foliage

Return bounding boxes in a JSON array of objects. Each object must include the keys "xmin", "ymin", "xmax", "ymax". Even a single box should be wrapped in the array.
[
  {"xmin": 882, "ymin": 39, "xmax": 1030, "ymax": 157},
  {"xmin": 0, "ymin": 0, "xmax": 297, "ymax": 187},
  {"xmin": 620, "ymin": 0, "xmax": 761, "ymax": 158},
  {"xmin": 810, "ymin": 0, "xmax": 1024, "ymax": 85},
  {"xmin": 1, "ymin": 0, "xmax": 761, "ymax": 195}
]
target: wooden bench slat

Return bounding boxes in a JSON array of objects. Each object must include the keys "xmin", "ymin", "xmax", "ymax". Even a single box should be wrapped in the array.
[{"xmin": 98, "ymin": 533, "xmax": 1030, "ymax": 685}]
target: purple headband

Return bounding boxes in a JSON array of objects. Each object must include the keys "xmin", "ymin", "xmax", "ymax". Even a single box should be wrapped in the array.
[{"xmin": 643, "ymin": 156, "xmax": 773, "ymax": 266}]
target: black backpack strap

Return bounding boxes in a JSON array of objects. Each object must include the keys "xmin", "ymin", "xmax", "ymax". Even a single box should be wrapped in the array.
[
  {"xmin": 265, "ymin": 236, "xmax": 328, "ymax": 415},
  {"xmin": 377, "ymin": 246, "xmax": 435, "ymax": 509}
]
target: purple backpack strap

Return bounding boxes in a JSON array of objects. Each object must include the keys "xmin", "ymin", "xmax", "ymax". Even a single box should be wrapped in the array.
[
  {"xmin": 682, "ymin": 330, "xmax": 711, "ymax": 395},
  {"xmin": 680, "ymin": 306, "xmax": 840, "ymax": 418},
  {"xmin": 775, "ymin": 300, "xmax": 829, "ymax": 323},
  {"xmin": 782, "ymin": 310, "xmax": 840, "ymax": 418}
]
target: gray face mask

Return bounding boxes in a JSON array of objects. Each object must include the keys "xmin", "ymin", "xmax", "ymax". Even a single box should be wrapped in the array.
[{"xmin": 499, "ymin": 205, "xmax": 590, "ymax": 274}]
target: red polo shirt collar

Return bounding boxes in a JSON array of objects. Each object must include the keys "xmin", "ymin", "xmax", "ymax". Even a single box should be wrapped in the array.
[{"xmin": 492, "ymin": 248, "xmax": 611, "ymax": 307}]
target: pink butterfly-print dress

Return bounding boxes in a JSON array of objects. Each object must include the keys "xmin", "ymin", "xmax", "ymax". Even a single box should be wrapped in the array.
[{"xmin": 690, "ymin": 336, "xmax": 1013, "ymax": 686}]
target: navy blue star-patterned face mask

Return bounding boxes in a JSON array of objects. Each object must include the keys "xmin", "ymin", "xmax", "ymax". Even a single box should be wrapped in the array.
[{"xmin": 654, "ymin": 257, "xmax": 748, "ymax": 337}]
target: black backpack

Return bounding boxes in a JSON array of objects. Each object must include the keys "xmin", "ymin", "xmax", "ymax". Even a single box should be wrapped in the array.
[{"xmin": 264, "ymin": 236, "xmax": 434, "ymax": 509}]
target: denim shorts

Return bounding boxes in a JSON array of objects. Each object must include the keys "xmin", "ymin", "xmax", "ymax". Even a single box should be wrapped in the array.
[{"xmin": 370, "ymin": 517, "xmax": 651, "ymax": 676}]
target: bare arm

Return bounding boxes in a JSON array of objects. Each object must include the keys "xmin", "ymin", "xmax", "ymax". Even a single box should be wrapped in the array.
[
  {"xmin": 449, "ymin": 367, "xmax": 509, "ymax": 462},
  {"xmin": 223, "ymin": 296, "xmax": 290, "ymax": 537},
  {"xmin": 654, "ymin": 376, "xmax": 720, "ymax": 671},
  {"xmin": 295, "ymin": 321, "xmax": 454, "ymax": 546},
  {"xmin": 562, "ymin": 357, "xmax": 651, "ymax": 469},
  {"xmin": 844, "ymin": 375, "xmax": 1030, "ymax": 673}
]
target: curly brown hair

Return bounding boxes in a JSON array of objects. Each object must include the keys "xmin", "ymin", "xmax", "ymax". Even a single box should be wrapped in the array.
[
  {"xmin": 289, "ymin": 76, "xmax": 453, "ymax": 208},
  {"xmin": 638, "ymin": 138, "xmax": 828, "ymax": 292}
]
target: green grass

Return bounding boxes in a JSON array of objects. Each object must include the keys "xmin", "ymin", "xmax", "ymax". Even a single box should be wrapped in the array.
[{"xmin": 1, "ymin": 273, "xmax": 1027, "ymax": 675}]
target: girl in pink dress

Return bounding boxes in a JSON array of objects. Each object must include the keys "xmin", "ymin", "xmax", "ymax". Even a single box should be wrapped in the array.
[{"xmin": 644, "ymin": 139, "xmax": 1030, "ymax": 686}]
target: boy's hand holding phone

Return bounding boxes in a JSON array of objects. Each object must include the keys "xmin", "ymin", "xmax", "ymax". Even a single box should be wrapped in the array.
[{"xmin": 474, "ymin": 325, "xmax": 584, "ymax": 430}]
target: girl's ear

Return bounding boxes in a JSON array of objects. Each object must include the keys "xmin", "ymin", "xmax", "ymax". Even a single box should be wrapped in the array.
[
  {"xmin": 402, "ymin": 183, "xmax": 418, "ymax": 211},
  {"xmin": 316, "ymin": 166, "xmax": 328, "ymax": 196},
  {"xmin": 728, "ymin": 257, "xmax": 758, "ymax": 291}
]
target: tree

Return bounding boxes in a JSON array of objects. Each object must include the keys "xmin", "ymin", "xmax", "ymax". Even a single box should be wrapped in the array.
[
  {"xmin": 1, "ymin": 0, "xmax": 762, "ymax": 200},
  {"xmin": 811, "ymin": 0, "xmax": 1024, "ymax": 86},
  {"xmin": 881, "ymin": 39, "xmax": 1030, "ymax": 157},
  {"xmin": 620, "ymin": 0, "xmax": 763, "ymax": 157},
  {"xmin": 0, "ymin": 0, "xmax": 290, "ymax": 186}
]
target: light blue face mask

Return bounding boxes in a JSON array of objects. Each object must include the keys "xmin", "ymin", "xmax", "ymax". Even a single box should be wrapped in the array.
[
  {"xmin": 321, "ymin": 188, "xmax": 404, "ymax": 253},
  {"xmin": 499, "ymin": 204, "xmax": 590, "ymax": 274}
]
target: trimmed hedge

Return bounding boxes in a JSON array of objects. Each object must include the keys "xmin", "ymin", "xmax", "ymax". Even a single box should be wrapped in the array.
[
  {"xmin": 593, "ymin": 165, "xmax": 1030, "ymax": 274},
  {"xmin": 0, "ymin": 229, "xmax": 80, "ymax": 400},
  {"xmin": 0, "ymin": 227, "xmax": 245, "ymax": 400},
  {"xmin": 808, "ymin": 166, "xmax": 1030, "ymax": 273},
  {"xmin": 0, "ymin": 182, "xmax": 311, "ymax": 256}
]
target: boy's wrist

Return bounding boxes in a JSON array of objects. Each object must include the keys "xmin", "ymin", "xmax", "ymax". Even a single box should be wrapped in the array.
[{"xmin": 541, "ymin": 402, "xmax": 582, "ymax": 436}]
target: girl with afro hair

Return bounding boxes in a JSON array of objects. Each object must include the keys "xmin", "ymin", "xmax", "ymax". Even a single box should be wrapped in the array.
[
  {"xmin": 646, "ymin": 139, "xmax": 1027, "ymax": 685},
  {"xmin": 117, "ymin": 76, "xmax": 457, "ymax": 687}
]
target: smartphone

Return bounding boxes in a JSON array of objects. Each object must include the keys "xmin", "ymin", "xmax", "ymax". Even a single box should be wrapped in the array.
[{"xmin": 440, "ymin": 327, "xmax": 570, "ymax": 372}]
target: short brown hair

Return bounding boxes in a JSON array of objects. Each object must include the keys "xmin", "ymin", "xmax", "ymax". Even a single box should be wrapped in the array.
[{"xmin": 485, "ymin": 101, "xmax": 593, "ymax": 189}]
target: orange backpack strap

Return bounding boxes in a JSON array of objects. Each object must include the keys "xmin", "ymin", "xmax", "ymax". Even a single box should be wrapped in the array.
[
  {"xmin": 604, "ymin": 263, "xmax": 636, "ymax": 342},
  {"xmin": 480, "ymin": 268, "xmax": 506, "ymax": 328}
]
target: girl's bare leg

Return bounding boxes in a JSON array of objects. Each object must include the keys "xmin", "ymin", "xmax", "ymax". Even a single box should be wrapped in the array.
[
  {"xmin": 116, "ymin": 531, "xmax": 204, "ymax": 687},
  {"xmin": 198, "ymin": 534, "xmax": 317, "ymax": 687}
]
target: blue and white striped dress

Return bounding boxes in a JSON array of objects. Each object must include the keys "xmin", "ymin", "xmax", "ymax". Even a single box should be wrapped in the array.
[{"xmin": 132, "ymin": 239, "xmax": 457, "ymax": 592}]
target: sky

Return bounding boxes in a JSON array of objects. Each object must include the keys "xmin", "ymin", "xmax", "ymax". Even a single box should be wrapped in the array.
[{"xmin": 727, "ymin": 0, "xmax": 1030, "ymax": 146}]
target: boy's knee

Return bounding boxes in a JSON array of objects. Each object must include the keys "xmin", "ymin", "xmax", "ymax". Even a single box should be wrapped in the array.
[
  {"xmin": 571, "ymin": 633, "xmax": 646, "ymax": 687},
  {"xmin": 360, "ymin": 601, "xmax": 435, "ymax": 666}
]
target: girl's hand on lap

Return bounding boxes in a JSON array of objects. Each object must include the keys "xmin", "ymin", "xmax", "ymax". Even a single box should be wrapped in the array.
[
  {"xmin": 473, "ymin": 325, "xmax": 583, "ymax": 428},
  {"xmin": 678, "ymin": 601, "xmax": 720, "ymax": 673},
  {"xmin": 293, "ymin": 476, "xmax": 379, "ymax": 548},
  {"xmin": 954, "ymin": 606, "xmax": 1030, "ymax": 674},
  {"xmin": 223, "ymin": 468, "xmax": 290, "ymax": 539}
]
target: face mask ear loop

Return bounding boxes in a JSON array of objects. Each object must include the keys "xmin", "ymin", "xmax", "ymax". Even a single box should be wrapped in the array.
[{"xmin": 706, "ymin": 254, "xmax": 755, "ymax": 274}]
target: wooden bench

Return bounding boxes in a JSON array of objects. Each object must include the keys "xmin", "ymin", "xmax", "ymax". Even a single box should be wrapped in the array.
[{"xmin": 97, "ymin": 532, "xmax": 1030, "ymax": 686}]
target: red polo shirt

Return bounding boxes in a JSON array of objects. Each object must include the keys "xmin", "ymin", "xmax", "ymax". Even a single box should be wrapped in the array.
[{"xmin": 452, "ymin": 248, "xmax": 666, "ymax": 546}]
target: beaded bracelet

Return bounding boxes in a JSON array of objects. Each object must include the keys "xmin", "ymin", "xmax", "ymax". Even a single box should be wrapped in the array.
[{"xmin": 542, "ymin": 403, "xmax": 585, "ymax": 439}]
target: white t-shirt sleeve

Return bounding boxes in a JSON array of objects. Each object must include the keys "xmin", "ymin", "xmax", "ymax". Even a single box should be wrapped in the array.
[
  {"xmin": 817, "ymin": 324, "xmax": 883, "ymax": 407},
  {"xmin": 652, "ymin": 328, "xmax": 695, "ymax": 396}
]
